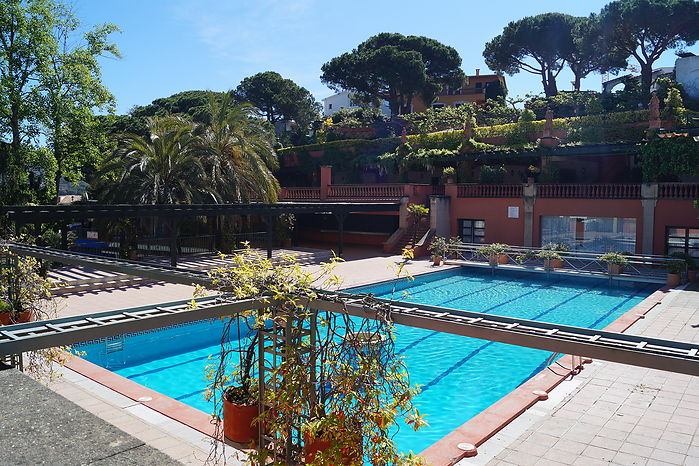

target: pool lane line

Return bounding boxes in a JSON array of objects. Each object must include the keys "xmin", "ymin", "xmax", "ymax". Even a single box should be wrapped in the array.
[
  {"xmin": 417, "ymin": 279, "xmax": 615, "ymax": 393},
  {"xmin": 588, "ymin": 282, "xmax": 658, "ymax": 329},
  {"xmin": 420, "ymin": 341, "xmax": 496, "ymax": 393},
  {"xmin": 117, "ymin": 352, "xmax": 213, "ymax": 379},
  {"xmin": 395, "ymin": 274, "xmax": 575, "ymax": 355},
  {"xmin": 395, "ymin": 282, "xmax": 510, "ymax": 355}
]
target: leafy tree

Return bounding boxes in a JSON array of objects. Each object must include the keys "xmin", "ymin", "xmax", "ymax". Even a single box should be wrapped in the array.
[
  {"xmin": 525, "ymin": 91, "xmax": 604, "ymax": 118},
  {"xmin": 329, "ymin": 107, "xmax": 387, "ymax": 127},
  {"xmin": 566, "ymin": 15, "xmax": 628, "ymax": 91},
  {"xmin": 599, "ymin": 0, "xmax": 699, "ymax": 97},
  {"xmin": 199, "ymin": 92, "xmax": 279, "ymax": 203},
  {"xmin": 95, "ymin": 116, "xmax": 214, "ymax": 204},
  {"xmin": 483, "ymin": 13, "xmax": 575, "ymax": 97},
  {"xmin": 321, "ymin": 33, "xmax": 466, "ymax": 117},
  {"xmin": 474, "ymin": 98, "xmax": 520, "ymax": 126},
  {"xmin": 0, "ymin": 0, "xmax": 57, "ymax": 203},
  {"xmin": 0, "ymin": 0, "xmax": 118, "ymax": 204},
  {"xmin": 41, "ymin": 18, "xmax": 120, "ymax": 202},
  {"xmin": 484, "ymin": 79, "xmax": 507, "ymax": 101},
  {"xmin": 130, "ymin": 90, "xmax": 217, "ymax": 125},
  {"xmin": 234, "ymin": 71, "xmax": 320, "ymax": 131}
]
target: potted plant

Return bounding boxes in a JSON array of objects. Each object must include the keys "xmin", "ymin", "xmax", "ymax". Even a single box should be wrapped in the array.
[
  {"xmin": 526, "ymin": 165, "xmax": 540, "ymax": 183},
  {"xmin": 442, "ymin": 166, "xmax": 456, "ymax": 184},
  {"xmin": 0, "ymin": 251, "xmax": 48, "ymax": 325},
  {"xmin": 665, "ymin": 260, "xmax": 684, "ymax": 288},
  {"xmin": 540, "ymin": 242, "xmax": 569, "ymax": 269},
  {"xmin": 668, "ymin": 252, "xmax": 693, "ymax": 286},
  {"xmin": 428, "ymin": 236, "xmax": 449, "ymax": 266},
  {"xmin": 207, "ymin": 330, "xmax": 261, "ymax": 444},
  {"xmin": 537, "ymin": 249, "xmax": 563, "ymax": 271},
  {"xmin": 203, "ymin": 246, "xmax": 428, "ymax": 465},
  {"xmin": 478, "ymin": 243, "xmax": 509, "ymax": 266},
  {"xmin": 598, "ymin": 251, "xmax": 629, "ymax": 275}
]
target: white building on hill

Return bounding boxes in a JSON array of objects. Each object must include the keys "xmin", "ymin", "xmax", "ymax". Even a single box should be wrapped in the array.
[{"xmin": 322, "ymin": 91, "xmax": 391, "ymax": 117}]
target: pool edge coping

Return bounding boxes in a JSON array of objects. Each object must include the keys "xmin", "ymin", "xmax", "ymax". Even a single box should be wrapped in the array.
[{"xmin": 62, "ymin": 272, "xmax": 672, "ymax": 465}]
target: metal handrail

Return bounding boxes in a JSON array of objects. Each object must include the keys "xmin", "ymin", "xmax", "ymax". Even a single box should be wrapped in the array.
[{"xmin": 446, "ymin": 242, "xmax": 685, "ymax": 282}]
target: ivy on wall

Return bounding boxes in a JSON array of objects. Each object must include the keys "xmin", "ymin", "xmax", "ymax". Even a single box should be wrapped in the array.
[{"xmin": 639, "ymin": 136, "xmax": 699, "ymax": 182}]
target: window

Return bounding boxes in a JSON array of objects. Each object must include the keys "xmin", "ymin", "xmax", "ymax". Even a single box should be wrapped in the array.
[
  {"xmin": 541, "ymin": 216, "xmax": 636, "ymax": 253},
  {"xmin": 328, "ymin": 103, "xmax": 333, "ymax": 109},
  {"xmin": 666, "ymin": 227, "xmax": 699, "ymax": 258},
  {"xmin": 475, "ymin": 82, "xmax": 482, "ymax": 88},
  {"xmin": 458, "ymin": 219, "xmax": 485, "ymax": 243}
]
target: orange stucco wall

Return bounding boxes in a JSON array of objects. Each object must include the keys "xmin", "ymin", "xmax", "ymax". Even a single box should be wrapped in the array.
[
  {"xmin": 450, "ymin": 197, "xmax": 525, "ymax": 245},
  {"xmin": 653, "ymin": 200, "xmax": 699, "ymax": 254}
]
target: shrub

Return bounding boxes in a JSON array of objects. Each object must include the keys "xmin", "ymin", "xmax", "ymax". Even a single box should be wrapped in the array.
[
  {"xmin": 480, "ymin": 164, "xmax": 507, "ymax": 183},
  {"xmin": 598, "ymin": 251, "xmax": 629, "ymax": 266}
]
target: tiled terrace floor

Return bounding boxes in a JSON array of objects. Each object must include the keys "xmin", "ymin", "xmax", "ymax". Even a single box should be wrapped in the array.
[{"xmin": 470, "ymin": 284, "xmax": 699, "ymax": 466}]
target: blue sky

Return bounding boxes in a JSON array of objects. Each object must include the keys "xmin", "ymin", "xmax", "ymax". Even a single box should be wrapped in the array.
[{"xmin": 73, "ymin": 0, "xmax": 699, "ymax": 114}]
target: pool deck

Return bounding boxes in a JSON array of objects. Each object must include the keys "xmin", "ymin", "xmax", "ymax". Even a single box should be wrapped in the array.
[
  {"xmin": 464, "ymin": 283, "xmax": 699, "ymax": 466},
  {"xmin": 30, "ymin": 249, "xmax": 699, "ymax": 465}
]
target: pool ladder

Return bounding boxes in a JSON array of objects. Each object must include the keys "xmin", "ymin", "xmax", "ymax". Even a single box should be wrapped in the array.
[{"xmin": 545, "ymin": 352, "xmax": 583, "ymax": 376}]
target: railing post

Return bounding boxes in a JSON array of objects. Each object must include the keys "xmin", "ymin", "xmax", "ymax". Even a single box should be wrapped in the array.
[{"xmin": 641, "ymin": 183, "xmax": 658, "ymax": 255}]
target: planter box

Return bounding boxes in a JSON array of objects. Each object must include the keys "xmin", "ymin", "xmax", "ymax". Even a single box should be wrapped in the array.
[{"xmin": 666, "ymin": 273, "xmax": 681, "ymax": 288}]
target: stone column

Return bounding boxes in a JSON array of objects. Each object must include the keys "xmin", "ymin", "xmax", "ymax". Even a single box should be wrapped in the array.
[
  {"xmin": 641, "ymin": 183, "xmax": 658, "ymax": 255},
  {"xmin": 399, "ymin": 197, "xmax": 409, "ymax": 229},
  {"xmin": 430, "ymin": 196, "xmax": 451, "ymax": 238},
  {"xmin": 523, "ymin": 183, "xmax": 537, "ymax": 247}
]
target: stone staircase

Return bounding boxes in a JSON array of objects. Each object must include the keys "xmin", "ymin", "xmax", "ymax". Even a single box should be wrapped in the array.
[{"xmin": 388, "ymin": 221, "xmax": 432, "ymax": 255}]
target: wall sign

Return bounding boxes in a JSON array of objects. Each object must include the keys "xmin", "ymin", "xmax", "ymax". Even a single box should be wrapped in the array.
[{"xmin": 507, "ymin": 206, "xmax": 520, "ymax": 218}]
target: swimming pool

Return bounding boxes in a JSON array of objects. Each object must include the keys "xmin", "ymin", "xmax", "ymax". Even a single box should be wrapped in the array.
[{"xmin": 75, "ymin": 267, "xmax": 657, "ymax": 455}]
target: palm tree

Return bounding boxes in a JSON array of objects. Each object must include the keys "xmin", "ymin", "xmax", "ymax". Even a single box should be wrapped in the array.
[
  {"xmin": 97, "ymin": 116, "xmax": 216, "ymax": 204},
  {"xmin": 199, "ymin": 91, "xmax": 280, "ymax": 203}
]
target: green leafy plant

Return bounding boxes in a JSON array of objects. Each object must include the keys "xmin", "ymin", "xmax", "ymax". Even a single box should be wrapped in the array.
[
  {"xmin": 442, "ymin": 166, "xmax": 456, "ymax": 180},
  {"xmin": 537, "ymin": 249, "xmax": 562, "ymax": 261},
  {"xmin": 541, "ymin": 242, "xmax": 570, "ymax": 252},
  {"xmin": 477, "ymin": 243, "xmax": 508, "ymax": 258},
  {"xmin": 597, "ymin": 251, "xmax": 629, "ymax": 266},
  {"xmin": 201, "ymin": 246, "xmax": 427, "ymax": 464},
  {"xmin": 427, "ymin": 236, "xmax": 449, "ymax": 259},
  {"xmin": 1, "ymin": 245, "xmax": 70, "ymax": 380}
]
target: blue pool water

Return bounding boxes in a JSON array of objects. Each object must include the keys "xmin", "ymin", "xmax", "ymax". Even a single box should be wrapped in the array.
[{"xmin": 76, "ymin": 268, "xmax": 657, "ymax": 455}]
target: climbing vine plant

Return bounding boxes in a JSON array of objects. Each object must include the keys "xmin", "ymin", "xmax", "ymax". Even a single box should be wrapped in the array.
[
  {"xmin": 639, "ymin": 136, "xmax": 699, "ymax": 182},
  {"xmin": 199, "ymin": 246, "xmax": 428, "ymax": 465}
]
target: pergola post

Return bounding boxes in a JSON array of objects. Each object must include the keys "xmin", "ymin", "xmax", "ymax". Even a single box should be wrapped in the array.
[
  {"xmin": 335, "ymin": 211, "xmax": 347, "ymax": 258},
  {"xmin": 60, "ymin": 223, "xmax": 68, "ymax": 250},
  {"xmin": 169, "ymin": 218, "xmax": 179, "ymax": 267},
  {"xmin": 266, "ymin": 215, "xmax": 274, "ymax": 259}
]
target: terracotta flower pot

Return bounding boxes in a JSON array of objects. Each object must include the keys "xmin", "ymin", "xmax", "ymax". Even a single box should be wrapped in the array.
[
  {"xmin": 432, "ymin": 256, "xmax": 441, "ymax": 266},
  {"xmin": 488, "ymin": 255, "xmax": 499, "ymax": 266},
  {"xmin": 607, "ymin": 263, "xmax": 622, "ymax": 275},
  {"xmin": 666, "ymin": 273, "xmax": 681, "ymax": 288},
  {"xmin": 0, "ymin": 311, "xmax": 33, "ymax": 326},
  {"xmin": 223, "ymin": 400, "xmax": 259, "ymax": 443},
  {"xmin": 304, "ymin": 432, "xmax": 359, "ymax": 465},
  {"xmin": 497, "ymin": 254, "xmax": 508, "ymax": 264},
  {"xmin": 688, "ymin": 270, "xmax": 697, "ymax": 282},
  {"xmin": 544, "ymin": 258, "xmax": 564, "ymax": 270}
]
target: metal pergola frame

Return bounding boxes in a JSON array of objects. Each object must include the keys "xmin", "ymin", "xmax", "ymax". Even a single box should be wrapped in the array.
[
  {"xmin": 1, "ymin": 202, "xmax": 400, "ymax": 263},
  {"xmin": 1, "ymin": 244, "xmax": 698, "ymax": 377}
]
